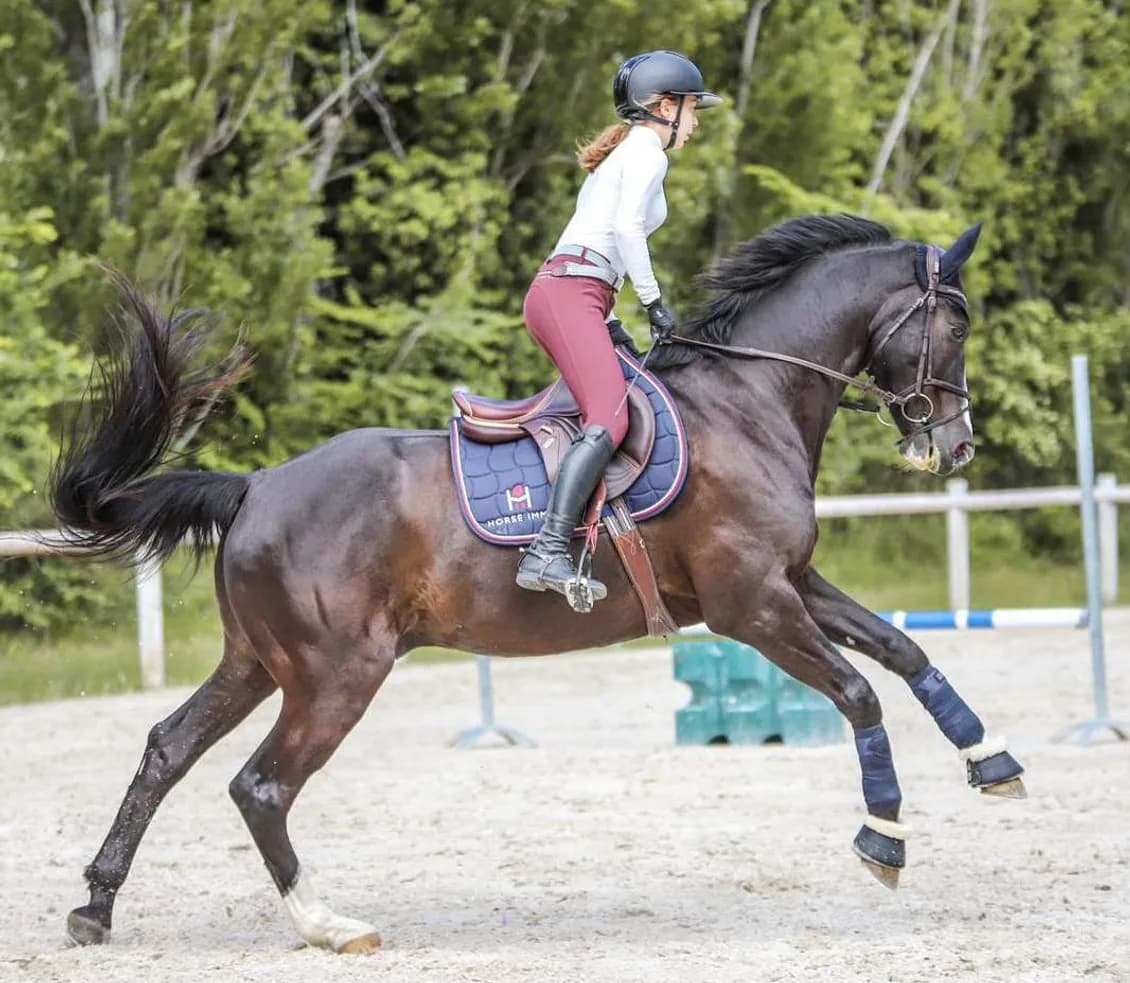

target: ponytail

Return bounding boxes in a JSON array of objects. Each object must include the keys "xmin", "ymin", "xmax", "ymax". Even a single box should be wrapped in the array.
[{"xmin": 576, "ymin": 121, "xmax": 631, "ymax": 172}]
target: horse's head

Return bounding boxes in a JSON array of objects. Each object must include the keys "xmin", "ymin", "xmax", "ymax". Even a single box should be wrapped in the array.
[{"xmin": 866, "ymin": 222, "xmax": 982, "ymax": 476}]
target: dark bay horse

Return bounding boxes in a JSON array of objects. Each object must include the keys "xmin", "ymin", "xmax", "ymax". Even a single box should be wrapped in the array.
[{"xmin": 53, "ymin": 215, "xmax": 1025, "ymax": 955}]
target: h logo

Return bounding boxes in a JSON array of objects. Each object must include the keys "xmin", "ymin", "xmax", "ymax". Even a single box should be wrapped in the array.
[{"xmin": 505, "ymin": 483, "xmax": 533, "ymax": 512}]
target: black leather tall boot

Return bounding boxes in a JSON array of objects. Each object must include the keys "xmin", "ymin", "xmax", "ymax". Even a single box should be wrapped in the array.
[{"xmin": 516, "ymin": 424, "xmax": 615, "ymax": 606}]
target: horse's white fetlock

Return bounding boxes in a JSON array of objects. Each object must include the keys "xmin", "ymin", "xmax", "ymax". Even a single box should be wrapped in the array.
[{"xmin": 282, "ymin": 868, "xmax": 381, "ymax": 953}]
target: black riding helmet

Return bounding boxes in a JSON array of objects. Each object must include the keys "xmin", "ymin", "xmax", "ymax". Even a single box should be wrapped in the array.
[{"xmin": 613, "ymin": 50, "xmax": 722, "ymax": 148}]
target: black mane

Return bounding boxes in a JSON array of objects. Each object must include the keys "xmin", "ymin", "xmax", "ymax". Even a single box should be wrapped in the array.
[{"xmin": 650, "ymin": 214, "xmax": 892, "ymax": 369}]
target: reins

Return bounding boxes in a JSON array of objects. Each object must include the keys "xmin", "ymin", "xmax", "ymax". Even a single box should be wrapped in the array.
[
  {"xmin": 664, "ymin": 333, "xmax": 907, "ymax": 410},
  {"xmin": 665, "ymin": 245, "xmax": 972, "ymax": 442}
]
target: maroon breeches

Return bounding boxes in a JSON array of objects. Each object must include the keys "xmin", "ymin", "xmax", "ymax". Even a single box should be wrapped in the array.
[{"xmin": 522, "ymin": 253, "xmax": 629, "ymax": 449}]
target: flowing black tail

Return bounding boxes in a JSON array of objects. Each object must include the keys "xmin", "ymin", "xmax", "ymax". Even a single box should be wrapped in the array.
[{"xmin": 52, "ymin": 274, "xmax": 254, "ymax": 566}]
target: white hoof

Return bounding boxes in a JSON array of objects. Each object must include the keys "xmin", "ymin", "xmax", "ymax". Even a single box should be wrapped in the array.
[{"xmin": 282, "ymin": 868, "xmax": 382, "ymax": 954}]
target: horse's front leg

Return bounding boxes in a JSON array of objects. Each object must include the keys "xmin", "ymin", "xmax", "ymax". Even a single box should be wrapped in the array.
[
  {"xmin": 703, "ymin": 575, "xmax": 913, "ymax": 888},
  {"xmin": 797, "ymin": 567, "xmax": 1026, "ymax": 799}
]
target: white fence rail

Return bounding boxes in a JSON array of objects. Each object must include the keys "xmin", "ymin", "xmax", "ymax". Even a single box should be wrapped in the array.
[
  {"xmin": 1, "ymin": 475, "xmax": 1125, "ymax": 688},
  {"xmin": 0, "ymin": 531, "xmax": 169, "ymax": 688},
  {"xmin": 817, "ymin": 473, "xmax": 1129, "ymax": 608}
]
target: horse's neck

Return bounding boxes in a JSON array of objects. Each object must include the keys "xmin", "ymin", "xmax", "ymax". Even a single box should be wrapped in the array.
[
  {"xmin": 705, "ymin": 255, "xmax": 893, "ymax": 468},
  {"xmin": 744, "ymin": 256, "xmax": 887, "ymax": 376}
]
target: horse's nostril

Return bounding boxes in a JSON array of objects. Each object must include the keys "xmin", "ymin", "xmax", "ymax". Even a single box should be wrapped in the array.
[{"xmin": 954, "ymin": 441, "xmax": 975, "ymax": 462}]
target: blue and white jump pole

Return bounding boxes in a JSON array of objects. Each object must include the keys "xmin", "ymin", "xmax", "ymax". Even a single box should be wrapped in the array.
[{"xmin": 875, "ymin": 608, "xmax": 1088, "ymax": 631}]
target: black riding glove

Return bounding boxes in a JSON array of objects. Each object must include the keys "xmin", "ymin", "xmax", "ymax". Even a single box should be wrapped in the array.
[
  {"xmin": 646, "ymin": 299, "xmax": 677, "ymax": 344},
  {"xmin": 604, "ymin": 317, "xmax": 641, "ymax": 356}
]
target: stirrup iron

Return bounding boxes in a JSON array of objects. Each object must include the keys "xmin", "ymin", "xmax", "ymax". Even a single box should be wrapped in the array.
[{"xmin": 565, "ymin": 541, "xmax": 596, "ymax": 613}]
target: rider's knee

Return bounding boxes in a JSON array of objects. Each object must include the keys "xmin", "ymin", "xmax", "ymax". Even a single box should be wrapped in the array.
[
  {"xmin": 605, "ymin": 409, "xmax": 629, "ymax": 449},
  {"xmin": 579, "ymin": 421, "xmax": 620, "ymax": 455}
]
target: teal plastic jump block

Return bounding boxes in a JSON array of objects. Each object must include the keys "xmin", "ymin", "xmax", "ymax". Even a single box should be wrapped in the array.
[{"xmin": 673, "ymin": 637, "xmax": 844, "ymax": 746}]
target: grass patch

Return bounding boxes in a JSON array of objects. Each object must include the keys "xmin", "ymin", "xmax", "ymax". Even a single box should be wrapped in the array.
[
  {"xmin": 811, "ymin": 513, "xmax": 1120, "ymax": 611},
  {"xmin": 0, "ymin": 552, "xmax": 470, "ymax": 706}
]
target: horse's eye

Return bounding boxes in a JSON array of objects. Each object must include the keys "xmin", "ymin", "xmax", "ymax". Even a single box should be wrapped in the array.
[{"xmin": 950, "ymin": 323, "xmax": 968, "ymax": 341}]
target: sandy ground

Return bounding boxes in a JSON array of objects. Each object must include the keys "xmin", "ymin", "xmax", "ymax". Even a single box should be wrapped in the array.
[{"xmin": 2, "ymin": 613, "xmax": 1130, "ymax": 983}]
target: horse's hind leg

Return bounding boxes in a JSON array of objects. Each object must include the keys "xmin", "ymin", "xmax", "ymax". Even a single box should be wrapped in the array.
[
  {"xmin": 228, "ymin": 639, "xmax": 394, "ymax": 955},
  {"xmin": 67, "ymin": 635, "xmax": 276, "ymax": 946},
  {"xmin": 797, "ymin": 567, "xmax": 1026, "ymax": 798}
]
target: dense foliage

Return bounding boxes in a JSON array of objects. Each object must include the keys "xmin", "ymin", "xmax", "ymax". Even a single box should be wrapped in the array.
[{"xmin": 1, "ymin": 0, "xmax": 1127, "ymax": 627}]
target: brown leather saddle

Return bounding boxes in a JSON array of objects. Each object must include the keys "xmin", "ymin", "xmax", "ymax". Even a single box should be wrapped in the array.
[
  {"xmin": 452, "ymin": 365, "xmax": 677, "ymax": 635},
  {"xmin": 453, "ymin": 377, "xmax": 656, "ymax": 500}
]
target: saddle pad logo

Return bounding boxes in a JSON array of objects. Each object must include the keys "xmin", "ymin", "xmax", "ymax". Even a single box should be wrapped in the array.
[
  {"xmin": 505, "ymin": 483, "xmax": 532, "ymax": 512},
  {"xmin": 449, "ymin": 350, "xmax": 689, "ymax": 546}
]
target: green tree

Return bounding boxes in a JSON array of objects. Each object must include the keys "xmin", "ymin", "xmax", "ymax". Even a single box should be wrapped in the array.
[{"xmin": 2, "ymin": 0, "xmax": 1128, "ymax": 631}]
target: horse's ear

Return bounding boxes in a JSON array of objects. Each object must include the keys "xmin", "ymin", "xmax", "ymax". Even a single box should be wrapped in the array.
[{"xmin": 941, "ymin": 221, "xmax": 983, "ymax": 281}]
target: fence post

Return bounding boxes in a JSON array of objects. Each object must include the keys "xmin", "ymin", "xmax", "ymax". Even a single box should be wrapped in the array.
[
  {"xmin": 1097, "ymin": 473, "xmax": 1118, "ymax": 604},
  {"xmin": 1054, "ymin": 355, "xmax": 1128, "ymax": 744},
  {"xmin": 449, "ymin": 656, "xmax": 536, "ymax": 748},
  {"xmin": 1072, "ymin": 355, "xmax": 1109, "ymax": 723},
  {"xmin": 136, "ymin": 555, "xmax": 165, "ymax": 689},
  {"xmin": 946, "ymin": 478, "xmax": 971, "ymax": 610}
]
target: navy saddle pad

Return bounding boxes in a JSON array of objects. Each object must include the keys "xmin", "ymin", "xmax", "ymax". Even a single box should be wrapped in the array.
[{"xmin": 449, "ymin": 349, "xmax": 689, "ymax": 546}]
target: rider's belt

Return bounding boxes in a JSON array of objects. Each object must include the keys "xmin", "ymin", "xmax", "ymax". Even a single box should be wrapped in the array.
[{"xmin": 545, "ymin": 243, "xmax": 624, "ymax": 290}]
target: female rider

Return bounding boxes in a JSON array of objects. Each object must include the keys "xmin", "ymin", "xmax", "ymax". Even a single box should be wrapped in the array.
[{"xmin": 516, "ymin": 50, "xmax": 721, "ymax": 607}]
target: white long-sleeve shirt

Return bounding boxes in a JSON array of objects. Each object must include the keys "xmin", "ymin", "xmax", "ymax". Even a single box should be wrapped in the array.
[{"xmin": 554, "ymin": 124, "xmax": 668, "ymax": 306}]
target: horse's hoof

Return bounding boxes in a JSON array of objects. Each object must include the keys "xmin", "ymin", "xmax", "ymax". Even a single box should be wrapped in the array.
[
  {"xmin": 66, "ymin": 906, "xmax": 110, "ymax": 946},
  {"xmin": 980, "ymin": 776, "xmax": 1027, "ymax": 799},
  {"xmin": 857, "ymin": 856, "xmax": 901, "ymax": 890},
  {"xmin": 965, "ymin": 749, "xmax": 1024, "ymax": 794},
  {"xmin": 852, "ymin": 818, "xmax": 909, "ymax": 890},
  {"xmin": 337, "ymin": 931, "xmax": 383, "ymax": 955}
]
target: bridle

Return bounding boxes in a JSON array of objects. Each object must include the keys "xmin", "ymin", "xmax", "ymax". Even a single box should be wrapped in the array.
[
  {"xmin": 666, "ymin": 244, "xmax": 972, "ymax": 446},
  {"xmin": 864, "ymin": 245, "xmax": 971, "ymax": 439}
]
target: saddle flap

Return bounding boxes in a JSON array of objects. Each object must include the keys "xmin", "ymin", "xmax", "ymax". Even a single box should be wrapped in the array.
[
  {"xmin": 604, "ymin": 386, "xmax": 656, "ymax": 498},
  {"xmin": 520, "ymin": 418, "xmax": 579, "ymax": 482},
  {"xmin": 510, "ymin": 385, "xmax": 655, "ymax": 493}
]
